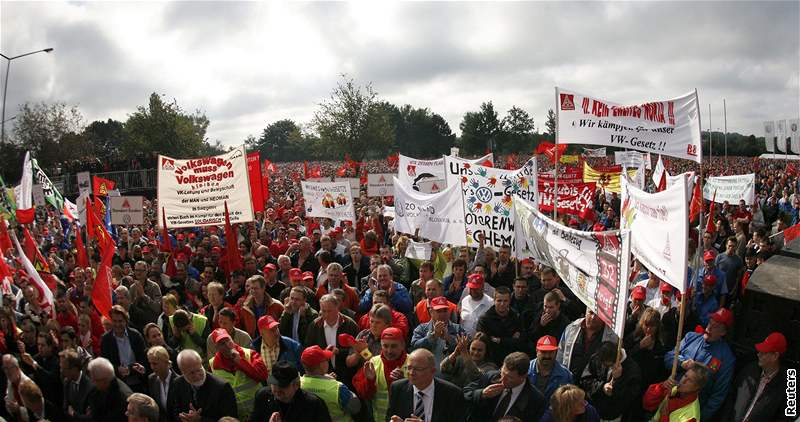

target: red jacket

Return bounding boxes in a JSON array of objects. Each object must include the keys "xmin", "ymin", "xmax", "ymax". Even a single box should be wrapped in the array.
[{"xmin": 352, "ymin": 352, "xmax": 407, "ymax": 400}]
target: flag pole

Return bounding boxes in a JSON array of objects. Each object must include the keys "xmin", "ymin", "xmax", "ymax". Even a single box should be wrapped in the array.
[
  {"xmin": 553, "ymin": 88, "xmax": 560, "ymax": 220},
  {"xmin": 723, "ymin": 99, "xmax": 728, "ymax": 164}
]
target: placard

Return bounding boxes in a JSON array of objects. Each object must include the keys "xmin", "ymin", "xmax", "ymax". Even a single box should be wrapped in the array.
[
  {"xmin": 703, "ymin": 174, "xmax": 756, "ymax": 205},
  {"xmin": 110, "ymin": 196, "xmax": 144, "ymax": 225},
  {"xmin": 367, "ymin": 173, "xmax": 394, "ymax": 197},
  {"xmin": 393, "ymin": 177, "xmax": 467, "ymax": 245},
  {"xmin": 301, "ymin": 181, "xmax": 356, "ymax": 222}
]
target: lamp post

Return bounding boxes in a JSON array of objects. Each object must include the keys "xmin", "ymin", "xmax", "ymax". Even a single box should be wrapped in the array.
[{"xmin": 0, "ymin": 48, "xmax": 54, "ymax": 145}]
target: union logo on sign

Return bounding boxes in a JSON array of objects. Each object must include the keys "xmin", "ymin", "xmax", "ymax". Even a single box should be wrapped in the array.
[
  {"xmin": 122, "ymin": 199, "xmax": 131, "ymax": 208},
  {"xmin": 560, "ymin": 93, "xmax": 575, "ymax": 111}
]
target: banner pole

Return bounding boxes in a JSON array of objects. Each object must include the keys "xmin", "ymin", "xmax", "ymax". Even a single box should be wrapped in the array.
[
  {"xmin": 670, "ymin": 290, "xmax": 687, "ymax": 378},
  {"xmin": 553, "ymin": 87, "xmax": 560, "ymax": 220},
  {"xmin": 723, "ymin": 99, "xmax": 728, "ymax": 163}
]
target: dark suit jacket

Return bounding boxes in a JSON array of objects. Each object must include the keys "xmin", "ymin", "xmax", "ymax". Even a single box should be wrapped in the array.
[
  {"xmin": 464, "ymin": 370, "xmax": 547, "ymax": 422},
  {"xmin": 387, "ymin": 377, "xmax": 465, "ymax": 422},
  {"xmin": 23, "ymin": 399, "xmax": 65, "ymax": 422},
  {"xmin": 147, "ymin": 370, "xmax": 178, "ymax": 422},
  {"xmin": 80, "ymin": 378, "xmax": 133, "ymax": 422},
  {"xmin": 100, "ymin": 327, "xmax": 148, "ymax": 380},
  {"xmin": 62, "ymin": 371, "xmax": 92, "ymax": 419},
  {"xmin": 304, "ymin": 314, "xmax": 359, "ymax": 383},
  {"xmin": 249, "ymin": 386, "xmax": 332, "ymax": 422},
  {"xmin": 167, "ymin": 372, "xmax": 237, "ymax": 422}
]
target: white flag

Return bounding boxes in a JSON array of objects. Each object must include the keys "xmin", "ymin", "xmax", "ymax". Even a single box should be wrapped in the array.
[
  {"xmin": 788, "ymin": 118, "xmax": 799, "ymax": 155},
  {"xmin": 393, "ymin": 177, "xmax": 467, "ymax": 246},
  {"xmin": 763, "ymin": 121, "xmax": 775, "ymax": 152},
  {"xmin": 652, "ymin": 155, "xmax": 668, "ymax": 189},
  {"xmin": 405, "ymin": 240, "xmax": 432, "ymax": 261},
  {"xmin": 775, "ymin": 120, "xmax": 787, "ymax": 153}
]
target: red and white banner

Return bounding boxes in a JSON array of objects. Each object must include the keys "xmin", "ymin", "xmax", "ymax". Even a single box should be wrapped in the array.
[
  {"xmin": 246, "ymin": 152, "xmax": 265, "ymax": 213},
  {"xmin": 556, "ymin": 87, "xmax": 702, "ymax": 163},
  {"xmin": 157, "ymin": 146, "xmax": 254, "ymax": 228},
  {"xmin": 537, "ymin": 173, "xmax": 596, "ymax": 215}
]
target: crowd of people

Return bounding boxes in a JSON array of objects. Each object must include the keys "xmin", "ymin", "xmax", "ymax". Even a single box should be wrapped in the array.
[{"xmin": 0, "ymin": 152, "xmax": 797, "ymax": 422}]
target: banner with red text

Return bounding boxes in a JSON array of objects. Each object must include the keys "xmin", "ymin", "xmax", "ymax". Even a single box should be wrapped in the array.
[
  {"xmin": 538, "ymin": 173, "xmax": 596, "ymax": 216},
  {"xmin": 556, "ymin": 87, "xmax": 702, "ymax": 163},
  {"xmin": 158, "ymin": 146, "xmax": 254, "ymax": 228}
]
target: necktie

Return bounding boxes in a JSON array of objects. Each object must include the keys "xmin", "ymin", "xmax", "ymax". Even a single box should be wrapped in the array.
[
  {"xmin": 414, "ymin": 391, "xmax": 426, "ymax": 421},
  {"xmin": 492, "ymin": 389, "xmax": 512, "ymax": 420}
]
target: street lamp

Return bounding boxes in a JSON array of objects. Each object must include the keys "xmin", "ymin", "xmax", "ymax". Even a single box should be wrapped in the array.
[{"xmin": 0, "ymin": 47, "xmax": 54, "ymax": 145}]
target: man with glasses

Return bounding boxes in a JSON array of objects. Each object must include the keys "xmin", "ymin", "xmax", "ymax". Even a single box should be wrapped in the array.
[
  {"xmin": 464, "ymin": 351, "xmax": 546, "ymax": 421},
  {"xmin": 387, "ymin": 349, "xmax": 464, "ymax": 422}
]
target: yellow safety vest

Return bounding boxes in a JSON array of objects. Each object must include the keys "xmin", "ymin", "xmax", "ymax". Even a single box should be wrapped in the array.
[
  {"xmin": 650, "ymin": 387, "xmax": 702, "ymax": 422},
  {"xmin": 370, "ymin": 355, "xmax": 408, "ymax": 422},
  {"xmin": 169, "ymin": 313, "xmax": 208, "ymax": 354},
  {"xmin": 301, "ymin": 375, "xmax": 352, "ymax": 422},
  {"xmin": 209, "ymin": 348, "xmax": 261, "ymax": 421}
]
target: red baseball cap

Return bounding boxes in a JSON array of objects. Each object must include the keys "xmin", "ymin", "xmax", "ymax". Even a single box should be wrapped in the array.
[
  {"xmin": 263, "ymin": 263, "xmax": 277, "ymax": 272},
  {"xmin": 520, "ymin": 258, "xmax": 533, "ymax": 266},
  {"xmin": 631, "ymin": 286, "xmax": 646, "ymax": 301},
  {"xmin": 257, "ymin": 315, "xmax": 279, "ymax": 331},
  {"xmin": 466, "ymin": 274, "xmax": 484, "ymax": 289},
  {"xmin": 703, "ymin": 250, "xmax": 716, "ymax": 262},
  {"xmin": 568, "ymin": 219, "xmax": 579, "ymax": 227},
  {"xmin": 176, "ymin": 234, "xmax": 185, "ymax": 241},
  {"xmin": 142, "ymin": 246, "xmax": 151, "ymax": 253},
  {"xmin": 709, "ymin": 308, "xmax": 734, "ymax": 327},
  {"xmin": 703, "ymin": 274, "xmax": 717, "ymax": 286},
  {"xmin": 211, "ymin": 246, "xmax": 222, "ymax": 254},
  {"xmin": 755, "ymin": 332, "xmax": 787, "ymax": 354},
  {"xmin": 430, "ymin": 296, "xmax": 449, "ymax": 310},
  {"xmin": 302, "ymin": 271, "xmax": 315, "ymax": 281},
  {"xmin": 536, "ymin": 335, "xmax": 559, "ymax": 352},
  {"xmin": 176, "ymin": 252, "xmax": 188, "ymax": 261},
  {"xmin": 211, "ymin": 328, "xmax": 231, "ymax": 344},
  {"xmin": 288, "ymin": 268, "xmax": 302, "ymax": 279},
  {"xmin": 659, "ymin": 281, "xmax": 673, "ymax": 292},
  {"xmin": 380, "ymin": 327, "xmax": 403, "ymax": 341},
  {"xmin": 301, "ymin": 345, "xmax": 334, "ymax": 367},
  {"xmin": 592, "ymin": 223, "xmax": 606, "ymax": 232},
  {"xmin": 338, "ymin": 333, "xmax": 357, "ymax": 348}
]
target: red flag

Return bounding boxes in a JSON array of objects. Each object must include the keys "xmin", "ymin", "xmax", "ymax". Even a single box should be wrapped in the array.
[
  {"xmin": 160, "ymin": 208, "xmax": 177, "ymax": 278},
  {"xmin": 657, "ymin": 172, "xmax": 667, "ymax": 192},
  {"xmin": 87, "ymin": 197, "xmax": 112, "ymax": 254},
  {"xmin": 11, "ymin": 231, "xmax": 54, "ymax": 313},
  {"xmin": 92, "ymin": 234, "xmax": 115, "ymax": 319},
  {"xmin": 224, "ymin": 201, "xmax": 243, "ymax": 274},
  {"xmin": 689, "ymin": 178, "xmax": 703, "ymax": 223},
  {"xmin": 303, "ymin": 161, "xmax": 310, "ymax": 179},
  {"xmin": 387, "ymin": 153, "xmax": 399, "ymax": 168},
  {"xmin": 0, "ymin": 248, "xmax": 14, "ymax": 296},
  {"xmin": 85, "ymin": 197, "xmax": 96, "ymax": 239},
  {"xmin": 74, "ymin": 225, "xmax": 89, "ymax": 268},
  {"xmin": 706, "ymin": 190, "xmax": 717, "ymax": 234},
  {"xmin": 787, "ymin": 163, "xmax": 798, "ymax": 177},
  {"xmin": 784, "ymin": 223, "xmax": 800, "ymax": 246},
  {"xmin": 92, "ymin": 176, "xmax": 115, "ymax": 197},
  {"xmin": 22, "ymin": 227, "xmax": 57, "ymax": 290},
  {"xmin": 22, "ymin": 227, "xmax": 38, "ymax": 262},
  {"xmin": 336, "ymin": 164, "xmax": 348, "ymax": 177},
  {"xmin": 264, "ymin": 159, "xmax": 277, "ymax": 174},
  {"xmin": 536, "ymin": 142, "xmax": 566, "ymax": 164},
  {"xmin": 0, "ymin": 216, "xmax": 12, "ymax": 252},
  {"xmin": 246, "ymin": 152, "xmax": 265, "ymax": 213},
  {"xmin": 310, "ymin": 164, "xmax": 322, "ymax": 179}
]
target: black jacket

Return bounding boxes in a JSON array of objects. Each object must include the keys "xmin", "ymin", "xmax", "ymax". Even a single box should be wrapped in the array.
[
  {"xmin": 80, "ymin": 378, "xmax": 133, "ymax": 422},
  {"xmin": 476, "ymin": 307, "xmax": 526, "ymax": 366},
  {"xmin": 167, "ymin": 372, "xmax": 237, "ymax": 422},
  {"xmin": 577, "ymin": 352, "xmax": 641, "ymax": 420},
  {"xmin": 100, "ymin": 327, "xmax": 148, "ymax": 380},
  {"xmin": 62, "ymin": 371, "xmax": 92, "ymax": 420},
  {"xmin": 387, "ymin": 378, "xmax": 465, "ymax": 422},
  {"xmin": 147, "ymin": 370, "xmax": 179, "ymax": 422},
  {"xmin": 527, "ymin": 309, "xmax": 570, "ymax": 347},
  {"xmin": 463, "ymin": 370, "xmax": 547, "ymax": 422},
  {"xmin": 249, "ymin": 386, "xmax": 332, "ymax": 422},
  {"xmin": 721, "ymin": 362, "xmax": 795, "ymax": 422}
]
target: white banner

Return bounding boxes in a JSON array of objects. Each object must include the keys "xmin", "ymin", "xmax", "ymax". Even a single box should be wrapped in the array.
[
  {"xmin": 367, "ymin": 173, "xmax": 394, "ymax": 197},
  {"xmin": 764, "ymin": 121, "xmax": 775, "ymax": 153},
  {"xmin": 621, "ymin": 175, "xmax": 689, "ymax": 292},
  {"xmin": 789, "ymin": 118, "xmax": 800, "ymax": 155},
  {"xmin": 110, "ymin": 196, "xmax": 144, "ymax": 225},
  {"xmin": 301, "ymin": 181, "xmax": 356, "ymax": 222},
  {"xmin": 444, "ymin": 156, "xmax": 537, "ymax": 250},
  {"xmin": 703, "ymin": 174, "xmax": 755, "ymax": 205},
  {"xmin": 397, "ymin": 155, "xmax": 446, "ymax": 194},
  {"xmin": 77, "ymin": 171, "xmax": 91, "ymax": 196},
  {"xmin": 556, "ymin": 87, "xmax": 702, "ymax": 163},
  {"xmin": 393, "ymin": 177, "xmax": 467, "ymax": 246},
  {"xmin": 583, "ymin": 147, "xmax": 607, "ymax": 157},
  {"xmin": 405, "ymin": 240, "xmax": 432, "ymax": 261},
  {"xmin": 615, "ymin": 151, "xmax": 651, "ymax": 170},
  {"xmin": 776, "ymin": 119, "xmax": 787, "ymax": 153},
  {"xmin": 157, "ymin": 146, "xmax": 254, "ymax": 228},
  {"xmin": 514, "ymin": 199, "xmax": 630, "ymax": 337}
]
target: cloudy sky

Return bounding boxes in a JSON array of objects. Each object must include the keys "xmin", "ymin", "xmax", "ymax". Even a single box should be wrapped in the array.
[{"xmin": 2, "ymin": 1, "xmax": 798, "ymax": 147}]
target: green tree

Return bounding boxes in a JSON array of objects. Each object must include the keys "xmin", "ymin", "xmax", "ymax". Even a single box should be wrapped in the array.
[
  {"xmin": 459, "ymin": 101, "xmax": 500, "ymax": 155},
  {"xmin": 255, "ymin": 119, "xmax": 301, "ymax": 162},
  {"xmin": 312, "ymin": 76, "xmax": 395, "ymax": 162},
  {"xmin": 378, "ymin": 102, "xmax": 455, "ymax": 158},
  {"xmin": 11, "ymin": 102, "xmax": 86, "ymax": 170},
  {"xmin": 545, "ymin": 108, "xmax": 556, "ymax": 136},
  {"xmin": 123, "ymin": 93, "xmax": 211, "ymax": 159},
  {"xmin": 83, "ymin": 119, "xmax": 127, "ymax": 162},
  {"xmin": 498, "ymin": 106, "xmax": 534, "ymax": 153}
]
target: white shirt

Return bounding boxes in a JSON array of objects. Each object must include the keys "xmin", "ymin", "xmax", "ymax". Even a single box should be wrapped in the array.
[
  {"xmin": 157, "ymin": 371, "xmax": 173, "ymax": 409},
  {"xmin": 646, "ymin": 296, "xmax": 677, "ymax": 316},
  {"xmin": 323, "ymin": 320, "xmax": 339, "ymax": 368},
  {"xmin": 496, "ymin": 382, "xmax": 525, "ymax": 416},
  {"xmin": 459, "ymin": 294, "xmax": 494, "ymax": 336},
  {"xmin": 412, "ymin": 380, "xmax": 435, "ymax": 422}
]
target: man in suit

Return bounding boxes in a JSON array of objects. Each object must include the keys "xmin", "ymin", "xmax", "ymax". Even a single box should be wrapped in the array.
[
  {"xmin": 85, "ymin": 357, "xmax": 133, "ymax": 421},
  {"xmin": 100, "ymin": 305, "xmax": 148, "ymax": 392},
  {"xmin": 304, "ymin": 293, "xmax": 359, "ymax": 384},
  {"xmin": 145, "ymin": 346, "xmax": 177, "ymax": 421},
  {"xmin": 387, "ymin": 349, "xmax": 464, "ymax": 422},
  {"xmin": 19, "ymin": 378, "xmax": 65, "ymax": 422},
  {"xmin": 167, "ymin": 349, "xmax": 238, "ymax": 421},
  {"xmin": 59, "ymin": 349, "xmax": 92, "ymax": 421},
  {"xmin": 464, "ymin": 352, "xmax": 547, "ymax": 422}
]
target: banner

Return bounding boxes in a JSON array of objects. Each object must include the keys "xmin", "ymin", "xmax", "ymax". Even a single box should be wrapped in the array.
[
  {"xmin": 513, "ymin": 199, "xmax": 630, "ymax": 337},
  {"xmin": 789, "ymin": 118, "xmax": 800, "ymax": 155},
  {"xmin": 367, "ymin": 173, "xmax": 394, "ymax": 197},
  {"xmin": 537, "ymin": 173, "xmax": 596, "ymax": 216},
  {"xmin": 110, "ymin": 196, "xmax": 144, "ymax": 225},
  {"xmin": 776, "ymin": 119, "xmax": 787, "ymax": 153},
  {"xmin": 614, "ymin": 151, "xmax": 651, "ymax": 169},
  {"xmin": 77, "ymin": 172, "xmax": 91, "ymax": 196},
  {"xmin": 31, "ymin": 157, "xmax": 64, "ymax": 212},
  {"xmin": 333, "ymin": 177, "xmax": 361, "ymax": 199},
  {"xmin": 763, "ymin": 121, "xmax": 775, "ymax": 153},
  {"xmin": 246, "ymin": 152, "xmax": 264, "ymax": 213},
  {"xmin": 583, "ymin": 147, "xmax": 607, "ymax": 157},
  {"xmin": 583, "ymin": 162, "xmax": 635, "ymax": 194},
  {"xmin": 397, "ymin": 155, "xmax": 446, "ymax": 194},
  {"xmin": 703, "ymin": 174, "xmax": 756, "ymax": 205},
  {"xmin": 157, "ymin": 146, "xmax": 254, "ymax": 228},
  {"xmin": 444, "ymin": 156, "xmax": 537, "ymax": 249},
  {"xmin": 301, "ymin": 181, "xmax": 356, "ymax": 222},
  {"xmin": 556, "ymin": 87, "xmax": 702, "ymax": 163},
  {"xmin": 405, "ymin": 240, "xmax": 433, "ymax": 261},
  {"xmin": 621, "ymin": 174, "xmax": 688, "ymax": 292},
  {"xmin": 393, "ymin": 177, "xmax": 467, "ymax": 245}
]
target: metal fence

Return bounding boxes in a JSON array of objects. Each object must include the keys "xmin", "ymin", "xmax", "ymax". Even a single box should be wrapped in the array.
[{"xmin": 53, "ymin": 169, "xmax": 157, "ymax": 196}]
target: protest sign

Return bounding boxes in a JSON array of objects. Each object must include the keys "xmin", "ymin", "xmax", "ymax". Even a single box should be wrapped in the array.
[
  {"xmin": 31, "ymin": 185, "xmax": 46, "ymax": 207},
  {"xmin": 537, "ymin": 173, "xmax": 596, "ymax": 216},
  {"xmin": 397, "ymin": 155, "xmax": 446, "ymax": 193},
  {"xmin": 703, "ymin": 174, "xmax": 755, "ymax": 205},
  {"xmin": 621, "ymin": 174, "xmax": 689, "ymax": 291},
  {"xmin": 367, "ymin": 173, "xmax": 394, "ymax": 197},
  {"xmin": 583, "ymin": 147, "xmax": 606, "ymax": 157},
  {"xmin": 77, "ymin": 172, "xmax": 91, "ymax": 196},
  {"xmin": 334, "ymin": 177, "xmax": 361, "ymax": 198},
  {"xmin": 110, "ymin": 196, "xmax": 144, "ymax": 225},
  {"xmin": 615, "ymin": 151, "xmax": 652, "ymax": 170},
  {"xmin": 301, "ymin": 181, "xmax": 356, "ymax": 222},
  {"xmin": 246, "ymin": 152, "xmax": 264, "ymax": 213},
  {"xmin": 405, "ymin": 240, "xmax": 433, "ymax": 261},
  {"xmin": 157, "ymin": 146, "xmax": 254, "ymax": 228},
  {"xmin": 556, "ymin": 87, "xmax": 702, "ymax": 163},
  {"xmin": 514, "ymin": 199, "xmax": 630, "ymax": 337},
  {"xmin": 444, "ymin": 156, "xmax": 537, "ymax": 249},
  {"xmin": 393, "ymin": 177, "xmax": 466, "ymax": 245}
]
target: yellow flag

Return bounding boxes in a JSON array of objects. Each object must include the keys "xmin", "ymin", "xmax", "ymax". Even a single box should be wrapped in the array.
[{"xmin": 583, "ymin": 162, "xmax": 636, "ymax": 193}]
